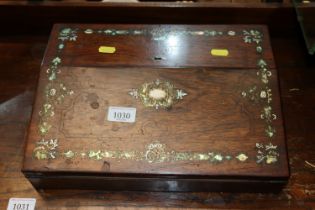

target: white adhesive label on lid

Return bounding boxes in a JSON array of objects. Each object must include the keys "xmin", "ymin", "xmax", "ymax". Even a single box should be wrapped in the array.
[{"xmin": 107, "ymin": 106, "xmax": 136, "ymax": 123}]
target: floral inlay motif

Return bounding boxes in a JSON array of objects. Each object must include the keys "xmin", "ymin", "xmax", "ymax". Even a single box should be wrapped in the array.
[
  {"xmin": 33, "ymin": 139, "xmax": 58, "ymax": 160},
  {"xmin": 242, "ymin": 29, "xmax": 280, "ymax": 164},
  {"xmin": 256, "ymin": 143, "xmax": 279, "ymax": 164},
  {"xmin": 84, "ymin": 28, "xmax": 225, "ymax": 41},
  {"xmin": 38, "ymin": 29, "xmax": 77, "ymax": 135},
  {"xmin": 32, "ymin": 26, "xmax": 280, "ymax": 166},
  {"xmin": 129, "ymin": 79, "xmax": 187, "ymax": 109},
  {"xmin": 34, "ymin": 140, "xmax": 247, "ymax": 164}
]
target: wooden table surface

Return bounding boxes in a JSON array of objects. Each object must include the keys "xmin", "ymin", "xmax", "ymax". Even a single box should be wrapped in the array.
[{"xmin": 0, "ymin": 29, "xmax": 314, "ymax": 209}]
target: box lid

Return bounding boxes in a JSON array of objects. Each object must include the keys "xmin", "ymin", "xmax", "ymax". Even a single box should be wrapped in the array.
[{"xmin": 23, "ymin": 24, "xmax": 289, "ymax": 180}]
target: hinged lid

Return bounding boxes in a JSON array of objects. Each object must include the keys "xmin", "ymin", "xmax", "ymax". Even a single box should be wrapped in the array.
[{"xmin": 23, "ymin": 24, "xmax": 289, "ymax": 189}]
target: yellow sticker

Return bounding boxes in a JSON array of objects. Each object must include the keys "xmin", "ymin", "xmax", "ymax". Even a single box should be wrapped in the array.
[
  {"xmin": 210, "ymin": 49, "xmax": 229, "ymax": 57},
  {"xmin": 98, "ymin": 46, "xmax": 116, "ymax": 54}
]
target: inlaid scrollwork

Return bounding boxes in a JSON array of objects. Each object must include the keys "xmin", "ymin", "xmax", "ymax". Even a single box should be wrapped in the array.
[
  {"xmin": 242, "ymin": 29, "xmax": 280, "ymax": 164},
  {"xmin": 32, "ymin": 26, "xmax": 280, "ymax": 166}
]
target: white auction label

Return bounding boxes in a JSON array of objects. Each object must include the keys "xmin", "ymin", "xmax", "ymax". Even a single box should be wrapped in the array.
[
  {"xmin": 7, "ymin": 198, "xmax": 36, "ymax": 210},
  {"xmin": 107, "ymin": 106, "xmax": 136, "ymax": 123}
]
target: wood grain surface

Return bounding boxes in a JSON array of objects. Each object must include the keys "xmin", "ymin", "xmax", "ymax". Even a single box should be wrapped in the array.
[
  {"xmin": 42, "ymin": 24, "xmax": 275, "ymax": 69},
  {"xmin": 23, "ymin": 65, "xmax": 287, "ymax": 174},
  {"xmin": 0, "ymin": 30, "xmax": 314, "ymax": 210},
  {"xmin": 20, "ymin": 24, "xmax": 288, "ymax": 192},
  {"xmin": 0, "ymin": 3, "xmax": 314, "ymax": 210}
]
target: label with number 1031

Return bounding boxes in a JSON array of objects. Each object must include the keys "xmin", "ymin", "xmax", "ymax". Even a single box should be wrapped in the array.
[
  {"xmin": 7, "ymin": 198, "xmax": 36, "ymax": 210},
  {"xmin": 107, "ymin": 106, "xmax": 136, "ymax": 123}
]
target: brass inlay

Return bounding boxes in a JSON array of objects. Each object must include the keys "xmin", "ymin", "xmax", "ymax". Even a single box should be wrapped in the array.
[
  {"xmin": 32, "ymin": 27, "xmax": 280, "ymax": 165},
  {"xmin": 256, "ymin": 143, "xmax": 279, "ymax": 164},
  {"xmin": 243, "ymin": 30, "xmax": 262, "ymax": 45},
  {"xmin": 33, "ymin": 139, "xmax": 58, "ymax": 160},
  {"xmin": 129, "ymin": 79, "xmax": 187, "ymax": 109},
  {"xmin": 33, "ymin": 139, "xmax": 247, "ymax": 164},
  {"xmin": 242, "ymin": 29, "xmax": 280, "ymax": 164},
  {"xmin": 84, "ymin": 28, "xmax": 226, "ymax": 41},
  {"xmin": 236, "ymin": 154, "xmax": 248, "ymax": 162}
]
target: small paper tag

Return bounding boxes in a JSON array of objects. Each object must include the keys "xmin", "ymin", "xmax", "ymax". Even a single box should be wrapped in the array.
[
  {"xmin": 98, "ymin": 46, "xmax": 116, "ymax": 53},
  {"xmin": 107, "ymin": 106, "xmax": 136, "ymax": 123},
  {"xmin": 210, "ymin": 49, "xmax": 229, "ymax": 56},
  {"xmin": 7, "ymin": 198, "xmax": 36, "ymax": 210}
]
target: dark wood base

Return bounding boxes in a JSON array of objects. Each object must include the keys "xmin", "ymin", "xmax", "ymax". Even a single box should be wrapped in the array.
[
  {"xmin": 1, "ymin": 2, "xmax": 314, "ymax": 209},
  {"xmin": 24, "ymin": 172, "xmax": 288, "ymax": 192}
]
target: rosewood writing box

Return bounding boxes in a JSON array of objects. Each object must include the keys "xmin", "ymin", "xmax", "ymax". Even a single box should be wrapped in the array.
[{"xmin": 22, "ymin": 24, "xmax": 289, "ymax": 192}]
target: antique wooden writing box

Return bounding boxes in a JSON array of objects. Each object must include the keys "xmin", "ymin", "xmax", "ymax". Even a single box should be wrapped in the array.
[{"xmin": 23, "ymin": 24, "xmax": 289, "ymax": 192}]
